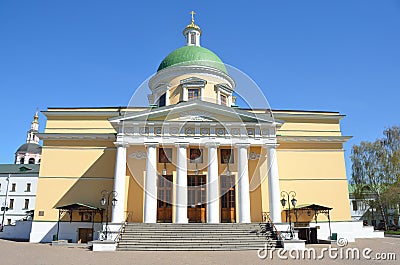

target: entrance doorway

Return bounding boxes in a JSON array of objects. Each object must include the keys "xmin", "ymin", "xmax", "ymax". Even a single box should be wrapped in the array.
[
  {"xmin": 187, "ymin": 175, "xmax": 206, "ymax": 223},
  {"xmin": 220, "ymin": 175, "xmax": 236, "ymax": 223},
  {"xmin": 78, "ymin": 228, "xmax": 93, "ymax": 243},
  {"xmin": 157, "ymin": 175, "xmax": 173, "ymax": 222}
]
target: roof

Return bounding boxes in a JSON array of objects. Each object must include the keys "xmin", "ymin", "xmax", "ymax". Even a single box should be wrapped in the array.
[
  {"xmin": 16, "ymin": 142, "xmax": 42, "ymax": 154},
  {"xmin": 55, "ymin": 203, "xmax": 103, "ymax": 210},
  {"xmin": 291, "ymin": 204, "xmax": 333, "ymax": 211},
  {"xmin": 0, "ymin": 164, "xmax": 40, "ymax": 174},
  {"xmin": 157, "ymin": 46, "xmax": 227, "ymax": 74},
  {"xmin": 43, "ymin": 106, "xmax": 343, "ymax": 115}
]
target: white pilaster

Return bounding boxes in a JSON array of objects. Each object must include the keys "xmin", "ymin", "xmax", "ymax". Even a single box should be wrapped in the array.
[
  {"xmin": 266, "ymin": 144, "xmax": 281, "ymax": 223},
  {"xmin": 144, "ymin": 143, "xmax": 158, "ymax": 223},
  {"xmin": 236, "ymin": 143, "xmax": 251, "ymax": 223},
  {"xmin": 175, "ymin": 142, "xmax": 189, "ymax": 223},
  {"xmin": 206, "ymin": 142, "xmax": 220, "ymax": 223},
  {"xmin": 111, "ymin": 142, "xmax": 127, "ymax": 223}
]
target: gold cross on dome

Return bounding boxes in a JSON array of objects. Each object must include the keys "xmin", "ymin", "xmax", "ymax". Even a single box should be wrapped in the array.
[{"xmin": 190, "ymin": 11, "xmax": 196, "ymax": 22}]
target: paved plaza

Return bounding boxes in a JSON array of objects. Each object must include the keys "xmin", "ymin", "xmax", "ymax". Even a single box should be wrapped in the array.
[{"xmin": 0, "ymin": 237, "xmax": 399, "ymax": 265}]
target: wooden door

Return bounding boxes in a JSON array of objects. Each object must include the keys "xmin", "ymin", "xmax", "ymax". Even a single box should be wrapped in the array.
[
  {"xmin": 78, "ymin": 228, "xmax": 93, "ymax": 243},
  {"xmin": 157, "ymin": 175, "xmax": 173, "ymax": 222},
  {"xmin": 220, "ymin": 175, "xmax": 236, "ymax": 223},
  {"xmin": 187, "ymin": 175, "xmax": 206, "ymax": 223}
]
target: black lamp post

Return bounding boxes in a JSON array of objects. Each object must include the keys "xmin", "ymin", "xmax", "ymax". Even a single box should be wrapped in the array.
[
  {"xmin": 1, "ymin": 174, "xmax": 11, "ymax": 232},
  {"xmin": 280, "ymin": 190, "xmax": 297, "ymax": 239},
  {"xmin": 100, "ymin": 190, "xmax": 117, "ymax": 240}
]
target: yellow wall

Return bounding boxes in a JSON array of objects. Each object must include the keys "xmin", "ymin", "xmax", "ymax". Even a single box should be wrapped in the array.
[
  {"xmin": 276, "ymin": 147, "xmax": 351, "ymax": 221},
  {"xmin": 34, "ymin": 140, "xmax": 116, "ymax": 221}
]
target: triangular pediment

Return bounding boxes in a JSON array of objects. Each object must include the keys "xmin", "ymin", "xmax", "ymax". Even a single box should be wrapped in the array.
[{"xmin": 110, "ymin": 100, "xmax": 276, "ymax": 124}]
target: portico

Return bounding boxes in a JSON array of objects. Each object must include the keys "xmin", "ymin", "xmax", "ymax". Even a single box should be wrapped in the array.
[{"xmin": 110, "ymin": 102, "xmax": 282, "ymax": 224}]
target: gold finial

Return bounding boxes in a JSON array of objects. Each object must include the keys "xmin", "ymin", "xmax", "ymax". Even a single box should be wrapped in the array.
[
  {"xmin": 184, "ymin": 10, "xmax": 201, "ymax": 34},
  {"xmin": 190, "ymin": 11, "xmax": 196, "ymax": 23},
  {"xmin": 33, "ymin": 108, "xmax": 39, "ymax": 123}
]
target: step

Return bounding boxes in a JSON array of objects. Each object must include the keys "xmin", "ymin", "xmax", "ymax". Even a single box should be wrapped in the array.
[
  {"xmin": 117, "ymin": 223, "xmax": 280, "ymax": 251},
  {"xmin": 120, "ymin": 234, "xmax": 271, "ymax": 239}
]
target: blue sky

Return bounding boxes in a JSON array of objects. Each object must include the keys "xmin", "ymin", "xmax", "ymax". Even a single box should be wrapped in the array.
[{"xmin": 0, "ymin": 0, "xmax": 399, "ymax": 177}]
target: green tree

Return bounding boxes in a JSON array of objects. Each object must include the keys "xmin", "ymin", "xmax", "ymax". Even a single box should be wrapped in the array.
[{"xmin": 350, "ymin": 126, "xmax": 400, "ymax": 230}]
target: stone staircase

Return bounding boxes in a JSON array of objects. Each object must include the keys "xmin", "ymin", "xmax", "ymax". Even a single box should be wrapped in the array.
[{"xmin": 117, "ymin": 223, "xmax": 282, "ymax": 251}]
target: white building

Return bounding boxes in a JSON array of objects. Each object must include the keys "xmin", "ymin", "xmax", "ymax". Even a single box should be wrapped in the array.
[
  {"xmin": 0, "ymin": 111, "xmax": 41, "ymax": 231},
  {"xmin": 0, "ymin": 164, "xmax": 39, "ymax": 228}
]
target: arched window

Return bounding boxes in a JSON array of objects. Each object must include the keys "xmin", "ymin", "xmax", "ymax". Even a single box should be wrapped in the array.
[
  {"xmin": 20, "ymin": 157, "xmax": 25, "ymax": 164},
  {"xmin": 158, "ymin": 93, "xmax": 166, "ymax": 107},
  {"xmin": 29, "ymin": 158, "xmax": 35, "ymax": 164}
]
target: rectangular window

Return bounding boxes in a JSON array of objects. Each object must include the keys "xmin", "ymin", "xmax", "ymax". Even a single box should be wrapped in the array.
[
  {"xmin": 24, "ymin": 199, "xmax": 29, "ymax": 209},
  {"xmin": 159, "ymin": 148, "xmax": 172, "ymax": 163},
  {"xmin": 11, "ymin": 183, "xmax": 16, "ymax": 192},
  {"xmin": 7, "ymin": 219, "xmax": 11, "ymax": 225},
  {"xmin": 9, "ymin": 199, "xmax": 14, "ymax": 209},
  {"xmin": 220, "ymin": 149, "xmax": 234, "ymax": 164},
  {"xmin": 188, "ymin": 88, "xmax": 199, "ymax": 100},
  {"xmin": 26, "ymin": 183, "xmax": 31, "ymax": 192},
  {"xmin": 190, "ymin": 148, "xmax": 203, "ymax": 163},
  {"xmin": 190, "ymin": 33, "xmax": 196, "ymax": 44},
  {"xmin": 220, "ymin": 94, "xmax": 227, "ymax": 105}
]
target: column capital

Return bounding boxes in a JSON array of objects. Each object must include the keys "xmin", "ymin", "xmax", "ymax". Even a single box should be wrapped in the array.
[
  {"xmin": 175, "ymin": 142, "xmax": 190, "ymax": 148},
  {"xmin": 235, "ymin": 143, "xmax": 251, "ymax": 149},
  {"xmin": 144, "ymin": 142, "xmax": 159, "ymax": 148},
  {"xmin": 114, "ymin": 141, "xmax": 129, "ymax": 148},
  {"xmin": 205, "ymin": 142, "xmax": 220, "ymax": 148}
]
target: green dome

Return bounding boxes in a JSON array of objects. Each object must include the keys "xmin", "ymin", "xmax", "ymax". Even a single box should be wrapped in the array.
[{"xmin": 157, "ymin": 46, "xmax": 227, "ymax": 74}]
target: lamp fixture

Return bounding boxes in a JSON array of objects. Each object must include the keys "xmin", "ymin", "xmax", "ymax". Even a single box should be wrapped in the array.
[
  {"xmin": 195, "ymin": 161, "xmax": 199, "ymax": 175},
  {"xmin": 162, "ymin": 162, "xmax": 167, "ymax": 175},
  {"xmin": 224, "ymin": 158, "xmax": 231, "ymax": 176}
]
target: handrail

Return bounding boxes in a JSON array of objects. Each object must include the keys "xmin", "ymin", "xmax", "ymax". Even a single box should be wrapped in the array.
[
  {"xmin": 114, "ymin": 211, "xmax": 133, "ymax": 243},
  {"xmin": 262, "ymin": 211, "xmax": 283, "ymax": 242}
]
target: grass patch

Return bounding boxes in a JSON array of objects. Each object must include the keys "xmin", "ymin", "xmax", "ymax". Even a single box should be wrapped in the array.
[{"xmin": 385, "ymin": 230, "xmax": 400, "ymax": 235}]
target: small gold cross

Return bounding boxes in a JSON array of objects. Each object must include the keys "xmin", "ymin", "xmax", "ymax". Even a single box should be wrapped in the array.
[{"xmin": 190, "ymin": 11, "xmax": 196, "ymax": 22}]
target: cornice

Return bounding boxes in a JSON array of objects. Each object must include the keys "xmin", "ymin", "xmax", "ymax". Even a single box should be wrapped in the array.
[
  {"xmin": 36, "ymin": 133, "xmax": 116, "ymax": 141},
  {"xmin": 149, "ymin": 65, "xmax": 235, "ymax": 90},
  {"xmin": 277, "ymin": 135, "xmax": 352, "ymax": 143}
]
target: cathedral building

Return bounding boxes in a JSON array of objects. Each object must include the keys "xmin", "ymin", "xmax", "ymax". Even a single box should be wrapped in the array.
[{"xmin": 29, "ymin": 14, "xmax": 380, "ymax": 244}]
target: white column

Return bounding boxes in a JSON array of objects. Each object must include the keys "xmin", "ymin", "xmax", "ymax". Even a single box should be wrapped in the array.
[
  {"xmin": 206, "ymin": 142, "xmax": 220, "ymax": 223},
  {"xmin": 144, "ymin": 143, "xmax": 158, "ymax": 223},
  {"xmin": 175, "ymin": 142, "xmax": 189, "ymax": 223},
  {"xmin": 111, "ymin": 142, "xmax": 127, "ymax": 223},
  {"xmin": 266, "ymin": 144, "xmax": 281, "ymax": 223},
  {"xmin": 24, "ymin": 154, "xmax": 29, "ymax": 164},
  {"xmin": 236, "ymin": 143, "xmax": 251, "ymax": 223}
]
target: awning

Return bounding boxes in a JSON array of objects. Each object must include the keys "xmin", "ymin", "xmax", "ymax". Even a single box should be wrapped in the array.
[
  {"xmin": 291, "ymin": 203, "xmax": 332, "ymax": 211},
  {"xmin": 55, "ymin": 203, "xmax": 104, "ymax": 211},
  {"xmin": 54, "ymin": 203, "xmax": 104, "ymax": 241}
]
